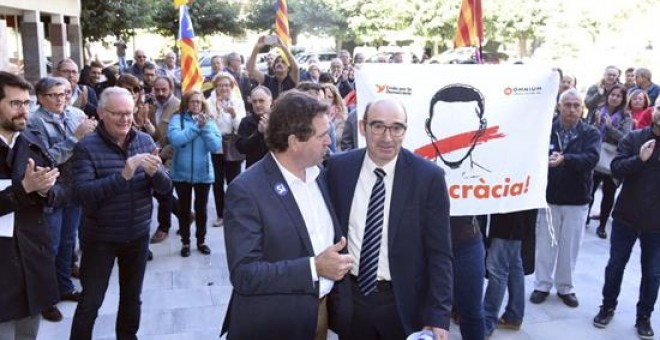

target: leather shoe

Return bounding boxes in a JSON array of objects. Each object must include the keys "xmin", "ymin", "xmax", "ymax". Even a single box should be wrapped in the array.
[
  {"xmin": 181, "ymin": 245, "xmax": 191, "ymax": 257},
  {"xmin": 41, "ymin": 306, "xmax": 63, "ymax": 322},
  {"xmin": 61, "ymin": 291, "xmax": 81, "ymax": 302},
  {"xmin": 150, "ymin": 230, "xmax": 168, "ymax": 244},
  {"xmin": 198, "ymin": 244, "xmax": 211, "ymax": 255},
  {"xmin": 529, "ymin": 290, "xmax": 549, "ymax": 304},
  {"xmin": 557, "ymin": 292, "xmax": 579, "ymax": 307},
  {"xmin": 596, "ymin": 226, "xmax": 607, "ymax": 239}
]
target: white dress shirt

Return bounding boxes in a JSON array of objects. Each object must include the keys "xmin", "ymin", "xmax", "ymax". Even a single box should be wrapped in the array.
[
  {"xmin": 272, "ymin": 154, "xmax": 335, "ymax": 297},
  {"xmin": 348, "ymin": 154, "xmax": 397, "ymax": 281}
]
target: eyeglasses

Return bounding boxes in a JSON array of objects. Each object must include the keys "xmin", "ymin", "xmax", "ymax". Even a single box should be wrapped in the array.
[
  {"xmin": 7, "ymin": 99, "xmax": 32, "ymax": 110},
  {"xmin": 104, "ymin": 109, "xmax": 133, "ymax": 118},
  {"xmin": 123, "ymin": 86, "xmax": 142, "ymax": 94},
  {"xmin": 43, "ymin": 93, "xmax": 67, "ymax": 100},
  {"xmin": 135, "ymin": 55, "xmax": 146, "ymax": 59},
  {"xmin": 188, "ymin": 100, "xmax": 203, "ymax": 105},
  {"xmin": 58, "ymin": 69, "xmax": 78, "ymax": 75},
  {"xmin": 366, "ymin": 121, "xmax": 407, "ymax": 137}
]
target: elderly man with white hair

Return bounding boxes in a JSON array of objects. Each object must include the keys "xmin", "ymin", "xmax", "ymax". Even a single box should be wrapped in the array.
[{"xmin": 69, "ymin": 87, "xmax": 172, "ymax": 340}]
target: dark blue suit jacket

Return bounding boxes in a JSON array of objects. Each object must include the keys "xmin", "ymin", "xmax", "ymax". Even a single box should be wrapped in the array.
[
  {"xmin": 325, "ymin": 148, "xmax": 453, "ymax": 332},
  {"xmin": 222, "ymin": 153, "xmax": 351, "ymax": 339}
]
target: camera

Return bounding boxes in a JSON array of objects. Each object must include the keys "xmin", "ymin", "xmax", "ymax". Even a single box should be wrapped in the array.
[{"xmin": 264, "ymin": 35, "xmax": 278, "ymax": 46}]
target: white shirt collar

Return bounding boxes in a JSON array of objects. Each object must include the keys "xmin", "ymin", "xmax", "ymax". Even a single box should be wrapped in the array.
[
  {"xmin": 271, "ymin": 152, "xmax": 320, "ymax": 184},
  {"xmin": 0, "ymin": 131, "xmax": 20, "ymax": 148},
  {"xmin": 364, "ymin": 152, "xmax": 398, "ymax": 177}
]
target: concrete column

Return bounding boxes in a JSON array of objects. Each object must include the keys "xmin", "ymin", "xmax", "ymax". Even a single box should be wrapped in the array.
[
  {"xmin": 50, "ymin": 14, "xmax": 67, "ymax": 64},
  {"xmin": 0, "ymin": 20, "xmax": 8, "ymax": 72},
  {"xmin": 68, "ymin": 16, "xmax": 83, "ymax": 67},
  {"xmin": 21, "ymin": 10, "xmax": 46, "ymax": 84}
]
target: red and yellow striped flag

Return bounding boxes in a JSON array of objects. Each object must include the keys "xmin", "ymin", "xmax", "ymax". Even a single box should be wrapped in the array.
[
  {"xmin": 275, "ymin": 0, "xmax": 290, "ymax": 48},
  {"xmin": 178, "ymin": 5, "xmax": 203, "ymax": 92},
  {"xmin": 275, "ymin": 0, "xmax": 291, "ymax": 65},
  {"xmin": 453, "ymin": 0, "xmax": 483, "ymax": 48}
]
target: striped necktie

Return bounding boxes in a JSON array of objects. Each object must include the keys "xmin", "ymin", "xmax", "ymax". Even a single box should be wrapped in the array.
[{"xmin": 358, "ymin": 167, "xmax": 386, "ymax": 295}]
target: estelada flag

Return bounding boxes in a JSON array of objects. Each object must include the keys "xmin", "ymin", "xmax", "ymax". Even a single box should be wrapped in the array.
[
  {"xmin": 178, "ymin": 5, "xmax": 203, "ymax": 92},
  {"xmin": 453, "ymin": 0, "xmax": 483, "ymax": 48}
]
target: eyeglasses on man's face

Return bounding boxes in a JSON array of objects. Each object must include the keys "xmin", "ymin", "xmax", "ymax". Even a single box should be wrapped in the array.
[
  {"xmin": 104, "ymin": 109, "xmax": 133, "ymax": 118},
  {"xmin": 7, "ymin": 99, "xmax": 33, "ymax": 110},
  {"xmin": 366, "ymin": 121, "xmax": 407, "ymax": 137},
  {"xmin": 43, "ymin": 92, "xmax": 67, "ymax": 100}
]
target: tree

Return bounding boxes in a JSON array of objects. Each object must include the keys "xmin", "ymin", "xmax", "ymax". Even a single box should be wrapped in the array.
[
  {"xmin": 243, "ymin": 0, "xmax": 350, "ymax": 47},
  {"xmin": 410, "ymin": 0, "xmax": 460, "ymax": 55},
  {"xmin": 80, "ymin": 0, "xmax": 153, "ymax": 43},
  {"xmin": 483, "ymin": 0, "xmax": 552, "ymax": 59},
  {"xmin": 151, "ymin": 0, "xmax": 243, "ymax": 42}
]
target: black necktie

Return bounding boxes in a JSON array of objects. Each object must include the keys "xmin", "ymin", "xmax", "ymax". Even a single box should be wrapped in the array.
[{"xmin": 358, "ymin": 168, "xmax": 386, "ymax": 295}]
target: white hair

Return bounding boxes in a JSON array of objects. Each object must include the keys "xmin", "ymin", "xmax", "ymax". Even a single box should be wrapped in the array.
[
  {"xmin": 558, "ymin": 88, "xmax": 582, "ymax": 103},
  {"xmin": 98, "ymin": 86, "xmax": 133, "ymax": 110}
]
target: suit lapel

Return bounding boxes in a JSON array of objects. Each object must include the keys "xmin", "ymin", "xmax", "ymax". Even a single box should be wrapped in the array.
[
  {"xmin": 262, "ymin": 154, "xmax": 315, "ymax": 255},
  {"xmin": 317, "ymin": 173, "xmax": 342, "ymax": 244},
  {"xmin": 337, "ymin": 150, "xmax": 365, "ymax": 236},
  {"xmin": 388, "ymin": 149, "xmax": 413, "ymax": 249}
]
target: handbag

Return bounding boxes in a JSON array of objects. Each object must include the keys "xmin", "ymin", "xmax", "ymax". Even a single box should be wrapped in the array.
[
  {"xmin": 222, "ymin": 133, "xmax": 245, "ymax": 162},
  {"xmin": 595, "ymin": 142, "xmax": 617, "ymax": 175}
]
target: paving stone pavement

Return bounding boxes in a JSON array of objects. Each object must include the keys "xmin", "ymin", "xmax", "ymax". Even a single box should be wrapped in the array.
[{"xmin": 39, "ymin": 190, "xmax": 651, "ymax": 339}]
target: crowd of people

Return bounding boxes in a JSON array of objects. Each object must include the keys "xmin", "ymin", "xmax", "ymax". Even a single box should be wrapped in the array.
[{"xmin": 1, "ymin": 35, "xmax": 660, "ymax": 340}]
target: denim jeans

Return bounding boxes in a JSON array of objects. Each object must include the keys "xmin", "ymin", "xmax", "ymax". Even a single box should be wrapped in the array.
[
  {"xmin": 70, "ymin": 234, "xmax": 149, "ymax": 340},
  {"xmin": 453, "ymin": 238, "xmax": 486, "ymax": 340},
  {"xmin": 483, "ymin": 238, "xmax": 525, "ymax": 335},
  {"xmin": 601, "ymin": 219, "xmax": 660, "ymax": 318},
  {"xmin": 45, "ymin": 204, "xmax": 82, "ymax": 296}
]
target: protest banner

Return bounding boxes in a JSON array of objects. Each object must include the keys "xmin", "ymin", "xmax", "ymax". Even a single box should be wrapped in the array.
[{"xmin": 355, "ymin": 64, "xmax": 559, "ymax": 215}]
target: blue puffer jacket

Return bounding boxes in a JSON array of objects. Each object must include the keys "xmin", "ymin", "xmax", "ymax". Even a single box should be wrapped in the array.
[
  {"xmin": 72, "ymin": 123, "xmax": 172, "ymax": 243},
  {"xmin": 168, "ymin": 112, "xmax": 222, "ymax": 184}
]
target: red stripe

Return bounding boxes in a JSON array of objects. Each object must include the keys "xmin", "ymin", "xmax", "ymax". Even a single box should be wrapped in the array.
[{"xmin": 414, "ymin": 126, "xmax": 506, "ymax": 160}]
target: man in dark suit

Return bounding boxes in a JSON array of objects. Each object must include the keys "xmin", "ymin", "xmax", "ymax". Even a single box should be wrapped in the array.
[
  {"xmin": 222, "ymin": 90, "xmax": 353, "ymax": 340},
  {"xmin": 0, "ymin": 71, "xmax": 63, "ymax": 338},
  {"xmin": 325, "ymin": 98, "xmax": 453, "ymax": 339}
]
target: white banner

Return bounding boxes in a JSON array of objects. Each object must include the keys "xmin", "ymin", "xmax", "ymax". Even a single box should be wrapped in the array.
[{"xmin": 355, "ymin": 64, "xmax": 558, "ymax": 216}]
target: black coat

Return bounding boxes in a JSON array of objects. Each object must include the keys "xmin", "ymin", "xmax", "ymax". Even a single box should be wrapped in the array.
[
  {"xmin": 0, "ymin": 130, "xmax": 64, "ymax": 322},
  {"xmin": 611, "ymin": 127, "xmax": 660, "ymax": 232}
]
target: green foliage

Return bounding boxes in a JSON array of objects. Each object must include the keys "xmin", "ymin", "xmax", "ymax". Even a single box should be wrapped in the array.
[
  {"xmin": 80, "ymin": 0, "xmax": 153, "ymax": 43},
  {"xmin": 151, "ymin": 0, "xmax": 242, "ymax": 39}
]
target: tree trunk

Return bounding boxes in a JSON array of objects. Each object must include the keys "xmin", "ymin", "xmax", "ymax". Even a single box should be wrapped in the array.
[
  {"xmin": 432, "ymin": 40, "xmax": 439, "ymax": 56},
  {"xmin": 335, "ymin": 37, "xmax": 343, "ymax": 54},
  {"xmin": 518, "ymin": 35, "xmax": 528, "ymax": 59}
]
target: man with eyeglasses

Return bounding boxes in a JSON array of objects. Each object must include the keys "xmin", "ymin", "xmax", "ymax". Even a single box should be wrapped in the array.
[
  {"xmin": 0, "ymin": 71, "xmax": 64, "ymax": 340},
  {"xmin": 531, "ymin": 89, "xmax": 600, "ymax": 309},
  {"xmin": 69, "ymin": 87, "xmax": 172, "ymax": 340},
  {"xmin": 593, "ymin": 96, "xmax": 660, "ymax": 339},
  {"xmin": 126, "ymin": 49, "xmax": 149, "ymax": 81},
  {"xmin": 54, "ymin": 58, "xmax": 98, "ymax": 119},
  {"xmin": 325, "ymin": 98, "xmax": 453, "ymax": 340}
]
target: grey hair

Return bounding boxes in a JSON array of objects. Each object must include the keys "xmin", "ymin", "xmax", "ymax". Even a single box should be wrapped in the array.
[
  {"xmin": 34, "ymin": 76, "xmax": 68, "ymax": 95},
  {"xmin": 558, "ymin": 88, "xmax": 582, "ymax": 103},
  {"xmin": 98, "ymin": 86, "xmax": 133, "ymax": 110}
]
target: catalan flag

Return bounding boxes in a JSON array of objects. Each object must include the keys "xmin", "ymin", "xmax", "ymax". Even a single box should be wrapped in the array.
[
  {"xmin": 275, "ymin": 0, "xmax": 291, "ymax": 64},
  {"xmin": 275, "ymin": 0, "xmax": 290, "ymax": 48},
  {"xmin": 453, "ymin": 0, "xmax": 483, "ymax": 48},
  {"xmin": 178, "ymin": 5, "xmax": 203, "ymax": 92}
]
